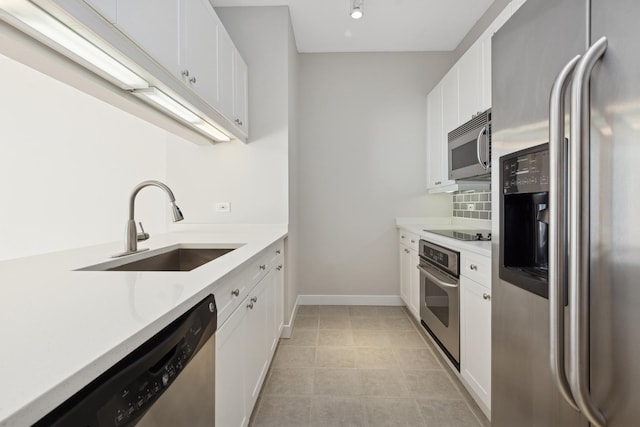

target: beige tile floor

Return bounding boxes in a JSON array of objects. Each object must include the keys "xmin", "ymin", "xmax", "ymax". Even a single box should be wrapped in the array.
[{"xmin": 249, "ymin": 305, "xmax": 490, "ymax": 427}]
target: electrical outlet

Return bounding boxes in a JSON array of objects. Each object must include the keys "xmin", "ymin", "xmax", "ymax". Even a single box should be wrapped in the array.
[
  {"xmin": 215, "ymin": 202, "xmax": 231, "ymax": 213},
  {"xmin": 467, "ymin": 203, "xmax": 475, "ymax": 211}
]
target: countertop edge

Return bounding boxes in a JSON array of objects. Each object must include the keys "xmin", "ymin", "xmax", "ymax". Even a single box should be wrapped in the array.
[{"xmin": 0, "ymin": 225, "xmax": 288, "ymax": 427}]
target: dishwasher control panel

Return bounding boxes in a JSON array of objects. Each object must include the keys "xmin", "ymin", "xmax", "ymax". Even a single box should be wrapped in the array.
[{"xmin": 103, "ymin": 325, "xmax": 202, "ymax": 426}]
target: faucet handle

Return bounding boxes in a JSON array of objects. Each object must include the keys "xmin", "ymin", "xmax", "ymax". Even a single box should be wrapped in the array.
[{"xmin": 137, "ymin": 222, "xmax": 150, "ymax": 241}]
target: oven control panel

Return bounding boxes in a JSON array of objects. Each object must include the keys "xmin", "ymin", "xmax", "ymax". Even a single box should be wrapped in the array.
[
  {"xmin": 502, "ymin": 145, "xmax": 550, "ymax": 194},
  {"xmin": 419, "ymin": 240, "xmax": 459, "ymax": 277}
]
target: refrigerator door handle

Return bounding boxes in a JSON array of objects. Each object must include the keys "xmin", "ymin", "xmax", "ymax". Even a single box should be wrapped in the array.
[
  {"xmin": 569, "ymin": 36, "xmax": 608, "ymax": 427},
  {"xmin": 549, "ymin": 53, "xmax": 581, "ymax": 413}
]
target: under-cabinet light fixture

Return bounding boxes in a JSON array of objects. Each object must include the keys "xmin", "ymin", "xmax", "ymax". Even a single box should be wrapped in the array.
[
  {"xmin": 350, "ymin": 0, "xmax": 364, "ymax": 19},
  {"xmin": 133, "ymin": 88, "xmax": 231, "ymax": 142},
  {"xmin": 0, "ymin": 0, "xmax": 149, "ymax": 90}
]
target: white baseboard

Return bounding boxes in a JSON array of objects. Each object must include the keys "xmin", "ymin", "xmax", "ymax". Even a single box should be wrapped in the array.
[
  {"xmin": 296, "ymin": 294, "xmax": 404, "ymax": 306},
  {"xmin": 280, "ymin": 295, "xmax": 301, "ymax": 339}
]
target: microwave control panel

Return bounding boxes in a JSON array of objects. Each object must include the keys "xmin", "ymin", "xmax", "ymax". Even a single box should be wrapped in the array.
[{"xmin": 502, "ymin": 146, "xmax": 550, "ymax": 194}]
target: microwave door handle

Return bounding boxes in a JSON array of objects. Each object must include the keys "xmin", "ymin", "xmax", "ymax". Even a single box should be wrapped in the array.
[
  {"xmin": 476, "ymin": 126, "xmax": 488, "ymax": 170},
  {"xmin": 549, "ymin": 54, "xmax": 581, "ymax": 413},
  {"xmin": 417, "ymin": 265, "xmax": 458, "ymax": 289},
  {"xmin": 568, "ymin": 36, "xmax": 608, "ymax": 427}
]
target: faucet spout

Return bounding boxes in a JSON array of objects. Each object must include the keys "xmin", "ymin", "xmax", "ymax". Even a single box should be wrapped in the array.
[{"xmin": 113, "ymin": 180, "xmax": 184, "ymax": 258}]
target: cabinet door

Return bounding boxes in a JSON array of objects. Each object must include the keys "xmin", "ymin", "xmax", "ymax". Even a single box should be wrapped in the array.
[
  {"xmin": 442, "ymin": 67, "xmax": 460, "ymax": 134},
  {"xmin": 426, "ymin": 87, "xmax": 443, "ymax": 189},
  {"xmin": 83, "ymin": 0, "xmax": 117, "ymax": 23},
  {"xmin": 426, "ymin": 86, "xmax": 455, "ymax": 189},
  {"xmin": 115, "ymin": 0, "xmax": 182, "ymax": 78},
  {"xmin": 182, "ymin": 0, "xmax": 218, "ymax": 107},
  {"xmin": 244, "ymin": 270, "xmax": 272, "ymax": 412},
  {"xmin": 216, "ymin": 297, "xmax": 248, "ymax": 427},
  {"xmin": 233, "ymin": 52, "xmax": 248, "ymax": 133},
  {"xmin": 217, "ymin": 25, "xmax": 235, "ymax": 121},
  {"xmin": 409, "ymin": 249, "xmax": 420, "ymax": 320},
  {"xmin": 460, "ymin": 275, "xmax": 492, "ymax": 410},
  {"xmin": 458, "ymin": 41, "xmax": 483, "ymax": 124},
  {"xmin": 399, "ymin": 245, "xmax": 411, "ymax": 308},
  {"xmin": 274, "ymin": 262, "xmax": 284, "ymax": 349}
]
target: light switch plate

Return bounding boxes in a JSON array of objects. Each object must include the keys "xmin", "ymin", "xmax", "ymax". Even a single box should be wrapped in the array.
[{"xmin": 216, "ymin": 202, "xmax": 231, "ymax": 213}]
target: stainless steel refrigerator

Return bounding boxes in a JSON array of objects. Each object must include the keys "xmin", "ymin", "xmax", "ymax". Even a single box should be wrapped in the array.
[{"xmin": 491, "ymin": 0, "xmax": 640, "ymax": 426}]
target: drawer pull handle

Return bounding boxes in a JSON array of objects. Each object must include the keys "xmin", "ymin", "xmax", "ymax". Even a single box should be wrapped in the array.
[
  {"xmin": 470, "ymin": 264, "xmax": 478, "ymax": 271},
  {"xmin": 277, "ymin": 265, "xmax": 283, "ymax": 271},
  {"xmin": 404, "ymin": 249, "xmax": 410, "ymax": 254},
  {"xmin": 410, "ymin": 240, "xmax": 416, "ymax": 244},
  {"xmin": 231, "ymin": 289, "xmax": 240, "ymax": 297},
  {"xmin": 247, "ymin": 302, "xmax": 254, "ymax": 309},
  {"xmin": 483, "ymin": 293, "xmax": 491, "ymax": 301},
  {"xmin": 401, "ymin": 235, "xmax": 405, "ymax": 239},
  {"xmin": 259, "ymin": 264, "xmax": 266, "ymax": 270},
  {"xmin": 276, "ymin": 249, "xmax": 281, "ymax": 254},
  {"xmin": 251, "ymin": 296, "xmax": 258, "ymax": 303}
]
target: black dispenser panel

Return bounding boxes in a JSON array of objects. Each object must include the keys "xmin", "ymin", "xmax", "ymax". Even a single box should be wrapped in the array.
[{"xmin": 499, "ymin": 143, "xmax": 550, "ymax": 298}]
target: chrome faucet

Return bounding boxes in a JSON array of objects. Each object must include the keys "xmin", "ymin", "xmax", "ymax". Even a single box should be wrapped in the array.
[{"xmin": 112, "ymin": 180, "xmax": 184, "ymax": 258}]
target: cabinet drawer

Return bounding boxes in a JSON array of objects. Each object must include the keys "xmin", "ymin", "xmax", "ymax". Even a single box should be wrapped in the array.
[
  {"xmin": 460, "ymin": 251, "xmax": 491, "ymax": 287},
  {"xmin": 216, "ymin": 240, "xmax": 284, "ymax": 326},
  {"xmin": 215, "ymin": 270, "xmax": 250, "ymax": 326},
  {"xmin": 399, "ymin": 230, "xmax": 420, "ymax": 251}
]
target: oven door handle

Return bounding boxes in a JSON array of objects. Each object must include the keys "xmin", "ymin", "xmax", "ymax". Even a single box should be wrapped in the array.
[{"xmin": 417, "ymin": 264, "xmax": 459, "ymax": 289}]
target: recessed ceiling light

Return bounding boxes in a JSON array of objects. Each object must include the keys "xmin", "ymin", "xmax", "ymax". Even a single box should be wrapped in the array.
[{"xmin": 350, "ymin": 0, "xmax": 364, "ymax": 20}]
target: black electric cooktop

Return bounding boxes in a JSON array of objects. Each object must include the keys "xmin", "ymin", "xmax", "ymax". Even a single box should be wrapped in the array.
[{"xmin": 423, "ymin": 229, "xmax": 492, "ymax": 241}]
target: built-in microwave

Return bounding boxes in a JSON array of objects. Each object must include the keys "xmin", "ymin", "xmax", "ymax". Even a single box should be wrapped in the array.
[{"xmin": 448, "ymin": 109, "xmax": 491, "ymax": 180}]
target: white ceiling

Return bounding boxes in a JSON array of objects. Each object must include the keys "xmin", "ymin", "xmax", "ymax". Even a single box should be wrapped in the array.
[{"xmin": 211, "ymin": 0, "xmax": 494, "ymax": 53}]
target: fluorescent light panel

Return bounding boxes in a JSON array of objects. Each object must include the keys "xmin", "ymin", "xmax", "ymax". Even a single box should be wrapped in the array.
[
  {"xmin": 134, "ymin": 88, "xmax": 231, "ymax": 142},
  {"xmin": 0, "ymin": 1, "xmax": 148, "ymax": 89}
]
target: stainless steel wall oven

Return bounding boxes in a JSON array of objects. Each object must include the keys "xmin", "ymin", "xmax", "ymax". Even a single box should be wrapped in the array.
[{"xmin": 418, "ymin": 239, "xmax": 460, "ymax": 370}]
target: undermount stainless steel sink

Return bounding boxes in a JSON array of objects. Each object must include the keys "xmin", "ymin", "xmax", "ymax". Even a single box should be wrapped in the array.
[{"xmin": 80, "ymin": 246, "xmax": 240, "ymax": 272}]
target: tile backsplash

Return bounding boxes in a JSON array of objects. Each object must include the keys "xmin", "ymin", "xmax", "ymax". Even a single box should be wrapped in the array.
[{"xmin": 453, "ymin": 191, "xmax": 492, "ymax": 220}]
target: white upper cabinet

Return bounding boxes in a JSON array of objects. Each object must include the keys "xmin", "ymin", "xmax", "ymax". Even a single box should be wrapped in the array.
[
  {"xmin": 425, "ymin": 0, "xmax": 522, "ymax": 190},
  {"xmin": 115, "ymin": 0, "xmax": 182, "ymax": 78},
  {"xmin": 109, "ymin": 0, "xmax": 248, "ymax": 138},
  {"xmin": 458, "ymin": 40, "xmax": 483, "ymax": 125},
  {"xmin": 182, "ymin": 0, "xmax": 219, "ymax": 108},
  {"xmin": 426, "ymin": 86, "xmax": 454, "ymax": 189},
  {"xmin": 234, "ymin": 52, "xmax": 248, "ymax": 133},
  {"xmin": 217, "ymin": 25, "xmax": 235, "ymax": 124},
  {"xmin": 83, "ymin": 0, "xmax": 117, "ymax": 23},
  {"xmin": 441, "ymin": 67, "xmax": 459, "ymax": 145}
]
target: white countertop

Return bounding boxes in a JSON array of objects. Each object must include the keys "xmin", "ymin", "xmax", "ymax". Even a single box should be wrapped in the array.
[
  {"xmin": 396, "ymin": 218, "xmax": 491, "ymax": 257},
  {"xmin": 0, "ymin": 224, "xmax": 287, "ymax": 427}
]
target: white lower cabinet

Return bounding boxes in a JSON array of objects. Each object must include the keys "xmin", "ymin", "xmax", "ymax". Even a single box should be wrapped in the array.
[
  {"xmin": 460, "ymin": 273, "xmax": 492, "ymax": 415},
  {"xmin": 398, "ymin": 231, "xmax": 420, "ymax": 320},
  {"xmin": 215, "ymin": 294, "xmax": 248, "ymax": 427},
  {"xmin": 216, "ymin": 245, "xmax": 284, "ymax": 427}
]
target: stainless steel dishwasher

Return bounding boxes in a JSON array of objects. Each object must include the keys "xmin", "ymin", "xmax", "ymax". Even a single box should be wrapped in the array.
[{"xmin": 35, "ymin": 295, "xmax": 217, "ymax": 427}]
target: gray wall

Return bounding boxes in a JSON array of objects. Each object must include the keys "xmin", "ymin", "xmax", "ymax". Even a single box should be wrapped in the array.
[
  {"xmin": 297, "ymin": 52, "xmax": 453, "ymax": 297},
  {"xmin": 166, "ymin": 6, "xmax": 291, "ymax": 225},
  {"xmin": 286, "ymin": 13, "xmax": 300, "ymax": 320}
]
